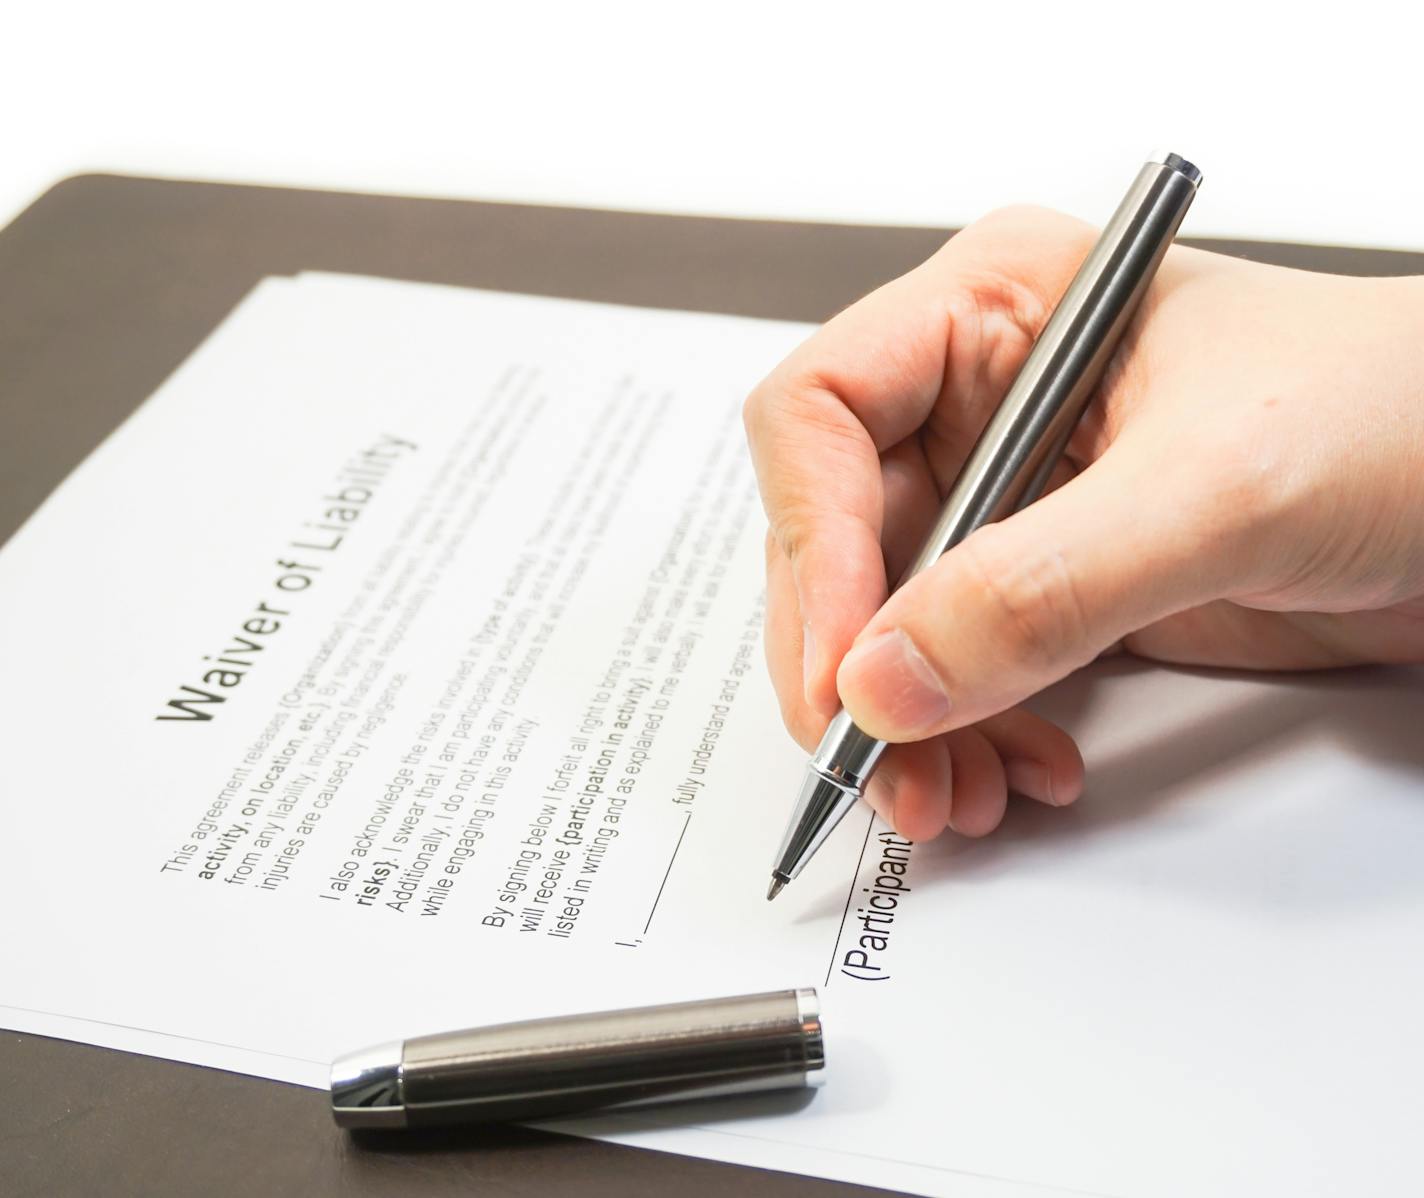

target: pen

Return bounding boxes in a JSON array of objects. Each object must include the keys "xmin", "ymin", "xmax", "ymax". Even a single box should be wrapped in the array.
[{"xmin": 768, "ymin": 152, "xmax": 1202, "ymax": 900}]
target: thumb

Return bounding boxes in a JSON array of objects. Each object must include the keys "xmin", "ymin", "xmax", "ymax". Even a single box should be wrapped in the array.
[{"xmin": 835, "ymin": 445, "xmax": 1241, "ymax": 741}]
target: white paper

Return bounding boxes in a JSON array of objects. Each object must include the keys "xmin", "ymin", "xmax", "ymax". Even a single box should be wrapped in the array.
[{"xmin": 3, "ymin": 272, "xmax": 1423, "ymax": 1198}]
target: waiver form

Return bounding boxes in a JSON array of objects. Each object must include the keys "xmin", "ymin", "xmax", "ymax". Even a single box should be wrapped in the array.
[{"xmin": 2, "ymin": 273, "xmax": 1423, "ymax": 1197}]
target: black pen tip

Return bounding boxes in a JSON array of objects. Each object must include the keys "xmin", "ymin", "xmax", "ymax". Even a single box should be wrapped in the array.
[{"xmin": 767, "ymin": 876, "xmax": 786, "ymax": 902}]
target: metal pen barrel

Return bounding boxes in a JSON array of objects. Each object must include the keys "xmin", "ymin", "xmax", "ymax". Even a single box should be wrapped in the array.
[
  {"xmin": 770, "ymin": 153, "xmax": 1201, "ymax": 892},
  {"xmin": 332, "ymin": 988, "xmax": 824, "ymax": 1129},
  {"xmin": 902, "ymin": 152, "xmax": 1201, "ymax": 572}
]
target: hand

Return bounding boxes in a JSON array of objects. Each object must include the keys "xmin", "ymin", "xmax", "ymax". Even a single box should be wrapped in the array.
[{"xmin": 744, "ymin": 205, "xmax": 1424, "ymax": 842}]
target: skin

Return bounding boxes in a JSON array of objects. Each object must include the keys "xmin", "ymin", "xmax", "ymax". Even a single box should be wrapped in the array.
[{"xmin": 743, "ymin": 205, "xmax": 1424, "ymax": 842}]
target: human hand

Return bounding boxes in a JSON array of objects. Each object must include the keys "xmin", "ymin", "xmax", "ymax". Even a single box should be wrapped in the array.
[{"xmin": 744, "ymin": 206, "xmax": 1424, "ymax": 841}]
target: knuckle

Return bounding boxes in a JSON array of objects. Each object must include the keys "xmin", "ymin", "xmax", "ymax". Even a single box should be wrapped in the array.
[
  {"xmin": 763, "ymin": 397, "xmax": 878, "ymax": 558},
  {"xmin": 741, "ymin": 378, "xmax": 774, "ymax": 446},
  {"xmin": 773, "ymin": 501, "xmax": 823, "ymax": 563},
  {"xmin": 955, "ymin": 525, "xmax": 1093, "ymax": 671},
  {"xmin": 968, "ymin": 203, "xmax": 1086, "ymax": 245},
  {"xmin": 771, "ymin": 679, "xmax": 820, "ymax": 751},
  {"xmin": 981, "ymin": 202, "xmax": 1058, "ymax": 228}
]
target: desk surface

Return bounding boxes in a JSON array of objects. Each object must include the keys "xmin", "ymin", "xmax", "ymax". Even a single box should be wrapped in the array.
[{"xmin": 3, "ymin": 175, "xmax": 1422, "ymax": 1197}]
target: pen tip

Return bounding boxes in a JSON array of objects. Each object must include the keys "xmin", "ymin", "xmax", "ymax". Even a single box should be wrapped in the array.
[{"xmin": 767, "ymin": 876, "xmax": 786, "ymax": 902}]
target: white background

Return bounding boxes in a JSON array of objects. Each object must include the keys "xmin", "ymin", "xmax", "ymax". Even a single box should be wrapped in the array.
[{"xmin": 5, "ymin": 0, "xmax": 1423, "ymax": 249}]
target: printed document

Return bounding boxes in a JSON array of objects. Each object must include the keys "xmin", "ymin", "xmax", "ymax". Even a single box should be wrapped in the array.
[{"xmin": 2, "ymin": 273, "xmax": 1422, "ymax": 1197}]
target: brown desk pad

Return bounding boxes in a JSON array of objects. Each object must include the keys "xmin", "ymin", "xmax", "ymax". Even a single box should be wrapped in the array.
[{"xmin": 2, "ymin": 174, "xmax": 1421, "ymax": 1197}]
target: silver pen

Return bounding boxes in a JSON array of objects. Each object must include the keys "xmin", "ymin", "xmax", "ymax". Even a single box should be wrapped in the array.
[{"xmin": 768, "ymin": 152, "xmax": 1202, "ymax": 900}]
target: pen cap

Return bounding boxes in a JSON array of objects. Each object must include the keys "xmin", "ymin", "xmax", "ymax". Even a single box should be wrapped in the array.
[{"xmin": 331, "ymin": 987, "xmax": 824, "ymax": 1129}]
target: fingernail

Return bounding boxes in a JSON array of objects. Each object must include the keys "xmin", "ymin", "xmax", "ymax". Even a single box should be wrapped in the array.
[
  {"xmin": 801, "ymin": 622, "xmax": 818, "ymax": 706},
  {"xmin": 840, "ymin": 629, "xmax": 950, "ymax": 735},
  {"xmin": 1004, "ymin": 758, "xmax": 1055, "ymax": 805}
]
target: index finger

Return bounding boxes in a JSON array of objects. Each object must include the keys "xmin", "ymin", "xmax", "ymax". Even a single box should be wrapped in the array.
[{"xmin": 741, "ymin": 258, "xmax": 960, "ymax": 719}]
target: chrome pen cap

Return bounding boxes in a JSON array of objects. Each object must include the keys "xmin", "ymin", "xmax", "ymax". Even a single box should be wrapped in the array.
[
  {"xmin": 331, "ymin": 987, "xmax": 825, "ymax": 1130},
  {"xmin": 331, "ymin": 1041, "xmax": 405, "ymax": 1129}
]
